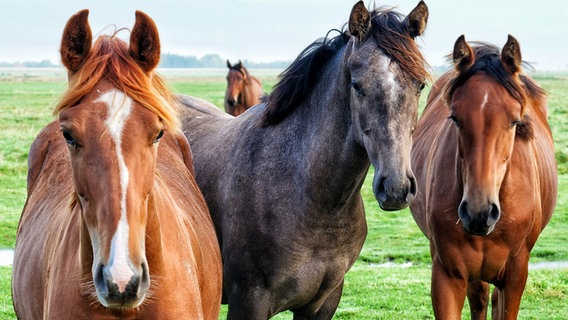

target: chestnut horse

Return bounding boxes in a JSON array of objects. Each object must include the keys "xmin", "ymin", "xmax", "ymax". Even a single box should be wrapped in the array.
[
  {"xmin": 410, "ymin": 35, "xmax": 557, "ymax": 319},
  {"xmin": 179, "ymin": 1, "xmax": 429, "ymax": 318},
  {"xmin": 12, "ymin": 10, "xmax": 222, "ymax": 319},
  {"xmin": 224, "ymin": 60, "xmax": 266, "ymax": 116}
]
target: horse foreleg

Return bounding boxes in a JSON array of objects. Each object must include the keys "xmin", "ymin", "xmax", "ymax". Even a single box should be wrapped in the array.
[
  {"xmin": 466, "ymin": 280, "xmax": 489, "ymax": 320},
  {"xmin": 292, "ymin": 279, "xmax": 344, "ymax": 320},
  {"xmin": 225, "ymin": 284, "xmax": 272, "ymax": 320},
  {"xmin": 491, "ymin": 255, "xmax": 530, "ymax": 320},
  {"xmin": 431, "ymin": 260, "xmax": 468, "ymax": 320}
]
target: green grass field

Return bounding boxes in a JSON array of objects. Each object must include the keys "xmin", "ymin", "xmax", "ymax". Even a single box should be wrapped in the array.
[{"xmin": 1, "ymin": 68, "xmax": 567, "ymax": 319}]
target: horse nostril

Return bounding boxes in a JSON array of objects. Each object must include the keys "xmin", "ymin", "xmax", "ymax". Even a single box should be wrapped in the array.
[
  {"xmin": 94, "ymin": 263, "xmax": 107, "ymax": 295},
  {"xmin": 376, "ymin": 176, "xmax": 387, "ymax": 202},
  {"xmin": 94, "ymin": 262, "xmax": 149, "ymax": 308},
  {"xmin": 458, "ymin": 201, "xmax": 469, "ymax": 224},
  {"xmin": 374, "ymin": 174, "xmax": 415, "ymax": 210},
  {"xmin": 488, "ymin": 203, "xmax": 500, "ymax": 225},
  {"xmin": 227, "ymin": 99, "xmax": 235, "ymax": 107},
  {"xmin": 407, "ymin": 175, "xmax": 417, "ymax": 202}
]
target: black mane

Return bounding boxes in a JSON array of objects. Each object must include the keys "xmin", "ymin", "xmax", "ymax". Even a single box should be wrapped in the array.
[
  {"xmin": 261, "ymin": 8, "xmax": 428, "ymax": 126},
  {"xmin": 261, "ymin": 31, "xmax": 349, "ymax": 126},
  {"xmin": 445, "ymin": 43, "xmax": 545, "ymax": 107},
  {"xmin": 229, "ymin": 63, "xmax": 246, "ymax": 76},
  {"xmin": 445, "ymin": 42, "xmax": 546, "ymax": 140}
]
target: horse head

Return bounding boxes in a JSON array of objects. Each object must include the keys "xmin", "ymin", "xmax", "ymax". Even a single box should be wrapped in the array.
[
  {"xmin": 225, "ymin": 59, "xmax": 248, "ymax": 115},
  {"xmin": 446, "ymin": 35, "xmax": 528, "ymax": 235},
  {"xmin": 346, "ymin": 1, "xmax": 428, "ymax": 210},
  {"xmin": 57, "ymin": 9, "xmax": 177, "ymax": 308}
]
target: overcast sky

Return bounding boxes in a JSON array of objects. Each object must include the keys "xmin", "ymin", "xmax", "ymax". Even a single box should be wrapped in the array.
[{"xmin": 1, "ymin": 0, "xmax": 567, "ymax": 70}]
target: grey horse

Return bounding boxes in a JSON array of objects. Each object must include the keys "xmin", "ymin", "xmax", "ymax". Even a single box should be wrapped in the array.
[{"xmin": 179, "ymin": 1, "xmax": 429, "ymax": 319}]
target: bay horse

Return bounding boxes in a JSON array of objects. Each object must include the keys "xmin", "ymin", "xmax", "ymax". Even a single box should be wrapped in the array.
[
  {"xmin": 12, "ymin": 10, "xmax": 222, "ymax": 319},
  {"xmin": 410, "ymin": 35, "xmax": 557, "ymax": 319},
  {"xmin": 179, "ymin": 1, "xmax": 429, "ymax": 318},
  {"xmin": 224, "ymin": 60, "xmax": 266, "ymax": 116}
]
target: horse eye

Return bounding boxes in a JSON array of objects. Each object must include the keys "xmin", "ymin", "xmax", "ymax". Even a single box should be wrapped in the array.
[
  {"xmin": 154, "ymin": 130, "xmax": 164, "ymax": 143},
  {"xmin": 351, "ymin": 81, "xmax": 365, "ymax": 97},
  {"xmin": 448, "ymin": 115, "xmax": 461, "ymax": 128},
  {"xmin": 62, "ymin": 130, "xmax": 78, "ymax": 149},
  {"xmin": 418, "ymin": 82, "xmax": 426, "ymax": 94},
  {"xmin": 512, "ymin": 119, "xmax": 522, "ymax": 127}
]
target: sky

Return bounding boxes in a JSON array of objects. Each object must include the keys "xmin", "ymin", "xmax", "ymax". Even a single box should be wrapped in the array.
[{"xmin": 1, "ymin": 0, "xmax": 567, "ymax": 70}]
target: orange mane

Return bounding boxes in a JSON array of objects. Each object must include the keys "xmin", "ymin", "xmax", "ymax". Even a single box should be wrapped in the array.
[{"xmin": 54, "ymin": 34, "xmax": 179, "ymax": 130}]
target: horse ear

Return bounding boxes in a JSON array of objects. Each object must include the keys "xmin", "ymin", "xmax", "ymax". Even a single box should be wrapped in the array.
[
  {"xmin": 453, "ymin": 35, "xmax": 474, "ymax": 72},
  {"xmin": 227, "ymin": 60, "xmax": 232, "ymax": 68},
  {"xmin": 237, "ymin": 60, "xmax": 243, "ymax": 68},
  {"xmin": 501, "ymin": 34, "xmax": 522, "ymax": 74},
  {"xmin": 404, "ymin": 1, "xmax": 428, "ymax": 38},
  {"xmin": 60, "ymin": 9, "xmax": 92, "ymax": 73},
  {"xmin": 349, "ymin": 1, "xmax": 371, "ymax": 42},
  {"xmin": 129, "ymin": 11, "xmax": 161, "ymax": 73}
]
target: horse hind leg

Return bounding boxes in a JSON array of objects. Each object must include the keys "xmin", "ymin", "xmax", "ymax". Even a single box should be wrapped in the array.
[
  {"xmin": 467, "ymin": 280, "xmax": 490, "ymax": 320},
  {"xmin": 491, "ymin": 287, "xmax": 501, "ymax": 319}
]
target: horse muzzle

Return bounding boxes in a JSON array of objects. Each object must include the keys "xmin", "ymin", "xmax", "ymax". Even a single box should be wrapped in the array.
[
  {"xmin": 94, "ymin": 261, "xmax": 150, "ymax": 309},
  {"xmin": 373, "ymin": 173, "xmax": 417, "ymax": 211},
  {"xmin": 458, "ymin": 200, "xmax": 501, "ymax": 236},
  {"xmin": 226, "ymin": 98, "xmax": 236, "ymax": 107}
]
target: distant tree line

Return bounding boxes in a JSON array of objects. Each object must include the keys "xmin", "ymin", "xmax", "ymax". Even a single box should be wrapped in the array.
[
  {"xmin": 160, "ymin": 53, "xmax": 225, "ymax": 68},
  {"xmin": 0, "ymin": 59, "xmax": 59, "ymax": 68},
  {"xmin": 159, "ymin": 53, "xmax": 290, "ymax": 69},
  {"xmin": 0, "ymin": 54, "xmax": 290, "ymax": 69}
]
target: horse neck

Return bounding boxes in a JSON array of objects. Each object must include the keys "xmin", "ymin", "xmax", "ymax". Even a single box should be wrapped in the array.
[
  {"xmin": 242, "ymin": 75, "xmax": 262, "ymax": 107},
  {"xmin": 284, "ymin": 48, "xmax": 370, "ymax": 197}
]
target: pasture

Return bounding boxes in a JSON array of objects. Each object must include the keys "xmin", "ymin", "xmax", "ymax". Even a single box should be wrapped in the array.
[{"xmin": 0, "ymin": 68, "xmax": 567, "ymax": 319}]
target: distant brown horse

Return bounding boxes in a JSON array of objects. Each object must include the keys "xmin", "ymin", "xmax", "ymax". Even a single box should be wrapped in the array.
[
  {"xmin": 410, "ymin": 35, "xmax": 557, "ymax": 319},
  {"xmin": 12, "ymin": 10, "xmax": 222, "ymax": 319},
  {"xmin": 224, "ymin": 60, "xmax": 266, "ymax": 116}
]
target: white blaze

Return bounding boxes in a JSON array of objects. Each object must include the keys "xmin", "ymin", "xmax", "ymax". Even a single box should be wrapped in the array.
[
  {"xmin": 97, "ymin": 89, "xmax": 134, "ymax": 292},
  {"xmin": 481, "ymin": 92, "xmax": 489, "ymax": 110}
]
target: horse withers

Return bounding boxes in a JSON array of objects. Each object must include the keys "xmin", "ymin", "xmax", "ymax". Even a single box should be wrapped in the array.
[
  {"xmin": 410, "ymin": 35, "xmax": 557, "ymax": 319},
  {"xmin": 12, "ymin": 10, "xmax": 222, "ymax": 319},
  {"xmin": 179, "ymin": 1, "xmax": 429, "ymax": 318},
  {"xmin": 224, "ymin": 60, "xmax": 266, "ymax": 116}
]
